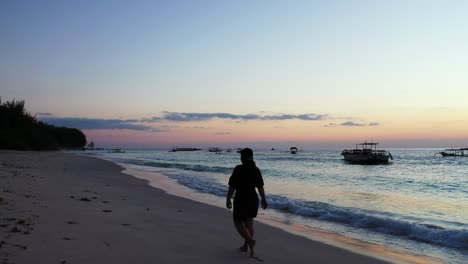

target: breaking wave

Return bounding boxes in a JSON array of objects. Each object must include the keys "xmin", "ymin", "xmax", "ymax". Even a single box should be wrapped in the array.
[{"xmin": 164, "ymin": 171, "xmax": 468, "ymax": 250}]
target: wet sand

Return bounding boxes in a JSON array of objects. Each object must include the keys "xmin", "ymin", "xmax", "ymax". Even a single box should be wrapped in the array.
[{"xmin": 0, "ymin": 151, "xmax": 438, "ymax": 263}]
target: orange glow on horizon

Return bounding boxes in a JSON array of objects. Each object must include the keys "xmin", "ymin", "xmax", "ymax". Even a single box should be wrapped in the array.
[{"xmin": 83, "ymin": 116, "xmax": 468, "ymax": 148}]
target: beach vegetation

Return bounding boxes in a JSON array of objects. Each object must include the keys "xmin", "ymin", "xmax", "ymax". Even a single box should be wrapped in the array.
[
  {"xmin": 0, "ymin": 98, "xmax": 86, "ymax": 150},
  {"xmin": 86, "ymin": 141, "xmax": 95, "ymax": 150}
]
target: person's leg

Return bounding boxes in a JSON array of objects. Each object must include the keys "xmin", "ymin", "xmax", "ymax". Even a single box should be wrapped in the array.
[
  {"xmin": 240, "ymin": 240, "xmax": 249, "ymax": 252},
  {"xmin": 245, "ymin": 218, "xmax": 256, "ymax": 257},
  {"xmin": 239, "ymin": 218, "xmax": 254, "ymax": 251},
  {"xmin": 234, "ymin": 218, "xmax": 253, "ymax": 252},
  {"xmin": 234, "ymin": 218, "xmax": 252, "ymax": 242},
  {"xmin": 245, "ymin": 218, "xmax": 254, "ymax": 240}
]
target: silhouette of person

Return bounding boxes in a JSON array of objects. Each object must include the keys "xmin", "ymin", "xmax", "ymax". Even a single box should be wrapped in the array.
[{"xmin": 226, "ymin": 148, "xmax": 268, "ymax": 257}]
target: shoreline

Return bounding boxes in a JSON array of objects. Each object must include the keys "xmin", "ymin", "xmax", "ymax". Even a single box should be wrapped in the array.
[
  {"xmin": 0, "ymin": 151, "xmax": 440, "ymax": 263},
  {"xmin": 121, "ymin": 164, "xmax": 442, "ymax": 264}
]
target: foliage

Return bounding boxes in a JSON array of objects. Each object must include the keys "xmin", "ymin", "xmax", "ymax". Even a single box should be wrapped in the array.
[
  {"xmin": 86, "ymin": 141, "xmax": 95, "ymax": 149},
  {"xmin": 0, "ymin": 98, "xmax": 86, "ymax": 150}
]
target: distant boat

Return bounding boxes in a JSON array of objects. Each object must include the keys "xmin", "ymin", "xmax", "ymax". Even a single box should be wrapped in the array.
[
  {"xmin": 290, "ymin": 147, "xmax": 298, "ymax": 154},
  {"xmin": 208, "ymin": 147, "xmax": 222, "ymax": 154},
  {"xmin": 438, "ymin": 148, "xmax": 468, "ymax": 157},
  {"xmin": 341, "ymin": 142, "xmax": 392, "ymax": 165},
  {"xmin": 108, "ymin": 149, "xmax": 125, "ymax": 153},
  {"xmin": 170, "ymin": 147, "xmax": 201, "ymax": 152}
]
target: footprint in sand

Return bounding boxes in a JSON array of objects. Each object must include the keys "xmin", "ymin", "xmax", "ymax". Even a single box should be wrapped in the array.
[
  {"xmin": 16, "ymin": 219, "xmax": 28, "ymax": 226},
  {"xmin": 13, "ymin": 244, "xmax": 27, "ymax": 250},
  {"xmin": 9, "ymin": 227, "xmax": 21, "ymax": 233},
  {"xmin": 102, "ymin": 209, "xmax": 112, "ymax": 213}
]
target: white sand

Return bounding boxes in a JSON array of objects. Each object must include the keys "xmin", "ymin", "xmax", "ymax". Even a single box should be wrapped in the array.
[{"xmin": 0, "ymin": 151, "xmax": 440, "ymax": 264}]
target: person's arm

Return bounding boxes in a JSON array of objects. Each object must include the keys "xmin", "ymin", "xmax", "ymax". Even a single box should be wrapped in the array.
[
  {"xmin": 258, "ymin": 186, "xmax": 268, "ymax": 209},
  {"xmin": 226, "ymin": 186, "xmax": 234, "ymax": 209}
]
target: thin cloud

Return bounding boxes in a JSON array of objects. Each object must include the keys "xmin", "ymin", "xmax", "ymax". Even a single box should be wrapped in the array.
[
  {"xmin": 341, "ymin": 121, "xmax": 366, "ymax": 126},
  {"xmin": 155, "ymin": 112, "xmax": 328, "ymax": 122},
  {"xmin": 39, "ymin": 117, "xmax": 164, "ymax": 132},
  {"xmin": 215, "ymin": 132, "xmax": 231, "ymax": 135},
  {"xmin": 162, "ymin": 112, "xmax": 259, "ymax": 121},
  {"xmin": 325, "ymin": 122, "xmax": 381, "ymax": 127},
  {"xmin": 38, "ymin": 113, "xmax": 379, "ymax": 132},
  {"xmin": 141, "ymin": 117, "xmax": 162, "ymax": 122},
  {"xmin": 36, "ymin": 112, "xmax": 54, "ymax": 116},
  {"xmin": 263, "ymin": 114, "xmax": 327, "ymax": 121}
]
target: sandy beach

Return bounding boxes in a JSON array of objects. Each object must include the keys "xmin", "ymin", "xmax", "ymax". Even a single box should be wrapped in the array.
[{"xmin": 0, "ymin": 151, "xmax": 437, "ymax": 264}]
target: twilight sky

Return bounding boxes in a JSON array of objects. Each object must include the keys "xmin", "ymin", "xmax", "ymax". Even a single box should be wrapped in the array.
[{"xmin": 1, "ymin": 0, "xmax": 468, "ymax": 148}]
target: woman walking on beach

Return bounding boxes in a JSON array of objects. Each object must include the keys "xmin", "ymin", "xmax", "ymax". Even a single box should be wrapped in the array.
[{"xmin": 226, "ymin": 148, "xmax": 268, "ymax": 257}]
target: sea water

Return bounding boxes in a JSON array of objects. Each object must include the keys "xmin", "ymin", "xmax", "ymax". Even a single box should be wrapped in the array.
[{"xmin": 78, "ymin": 149, "xmax": 467, "ymax": 263}]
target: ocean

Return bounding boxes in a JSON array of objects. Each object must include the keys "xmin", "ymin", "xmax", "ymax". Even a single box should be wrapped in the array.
[{"xmin": 77, "ymin": 148, "xmax": 468, "ymax": 263}]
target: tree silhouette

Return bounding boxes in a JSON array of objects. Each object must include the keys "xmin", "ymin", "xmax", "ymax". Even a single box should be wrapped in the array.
[{"xmin": 0, "ymin": 98, "xmax": 87, "ymax": 150}]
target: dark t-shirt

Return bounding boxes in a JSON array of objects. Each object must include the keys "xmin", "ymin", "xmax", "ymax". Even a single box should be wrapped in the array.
[{"xmin": 228, "ymin": 162, "xmax": 264, "ymax": 219}]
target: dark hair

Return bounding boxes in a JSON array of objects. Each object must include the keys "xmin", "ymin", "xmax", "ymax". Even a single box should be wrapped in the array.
[{"xmin": 240, "ymin": 148, "xmax": 253, "ymax": 158}]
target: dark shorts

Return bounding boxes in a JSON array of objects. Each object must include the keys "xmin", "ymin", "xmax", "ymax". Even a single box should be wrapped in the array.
[{"xmin": 233, "ymin": 198, "xmax": 259, "ymax": 221}]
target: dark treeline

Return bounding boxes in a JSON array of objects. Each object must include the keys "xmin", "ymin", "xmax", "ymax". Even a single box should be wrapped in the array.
[{"xmin": 0, "ymin": 99, "xmax": 86, "ymax": 150}]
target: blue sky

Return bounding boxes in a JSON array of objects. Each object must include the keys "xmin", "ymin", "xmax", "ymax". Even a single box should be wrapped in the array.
[{"xmin": 2, "ymin": 1, "xmax": 468, "ymax": 148}]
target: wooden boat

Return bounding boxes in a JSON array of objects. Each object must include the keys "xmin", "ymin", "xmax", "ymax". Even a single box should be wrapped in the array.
[
  {"xmin": 208, "ymin": 147, "xmax": 222, "ymax": 154},
  {"xmin": 439, "ymin": 148, "xmax": 468, "ymax": 157},
  {"xmin": 108, "ymin": 149, "xmax": 125, "ymax": 153},
  {"xmin": 341, "ymin": 142, "xmax": 392, "ymax": 164},
  {"xmin": 170, "ymin": 147, "xmax": 201, "ymax": 152},
  {"xmin": 290, "ymin": 147, "xmax": 298, "ymax": 154}
]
